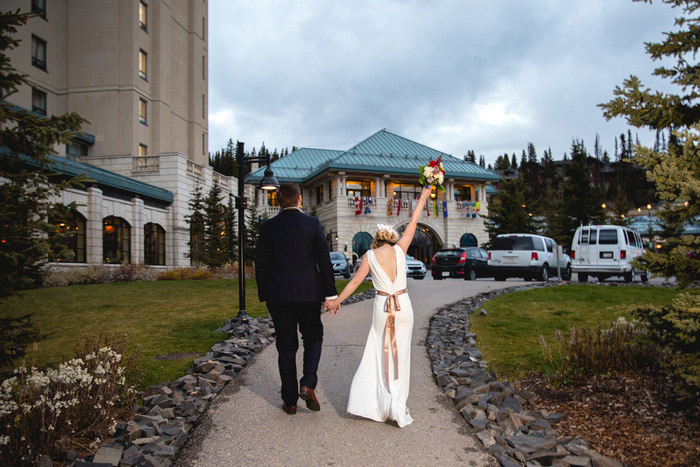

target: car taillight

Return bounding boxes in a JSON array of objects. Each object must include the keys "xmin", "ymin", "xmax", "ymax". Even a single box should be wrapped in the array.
[
  {"xmin": 488, "ymin": 252, "xmax": 491, "ymax": 260},
  {"xmin": 458, "ymin": 252, "xmax": 466, "ymax": 264},
  {"xmin": 431, "ymin": 255, "xmax": 437, "ymax": 264},
  {"xmin": 531, "ymin": 252, "xmax": 538, "ymax": 261},
  {"xmin": 572, "ymin": 251, "xmax": 576, "ymax": 259},
  {"xmin": 620, "ymin": 250, "xmax": 627, "ymax": 260}
]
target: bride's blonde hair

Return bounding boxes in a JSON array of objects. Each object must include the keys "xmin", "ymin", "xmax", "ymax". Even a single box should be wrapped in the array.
[{"xmin": 372, "ymin": 224, "xmax": 399, "ymax": 248}]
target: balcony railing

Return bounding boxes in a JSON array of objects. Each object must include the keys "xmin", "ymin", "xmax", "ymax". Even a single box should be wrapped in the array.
[
  {"xmin": 213, "ymin": 172, "xmax": 231, "ymax": 188},
  {"xmin": 132, "ymin": 156, "xmax": 160, "ymax": 171},
  {"xmin": 187, "ymin": 160, "xmax": 204, "ymax": 178}
]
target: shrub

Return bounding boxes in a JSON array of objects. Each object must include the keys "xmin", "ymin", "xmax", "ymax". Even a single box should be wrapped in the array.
[
  {"xmin": 41, "ymin": 264, "xmax": 159, "ymax": 287},
  {"xmin": 0, "ymin": 314, "xmax": 42, "ymax": 373},
  {"xmin": 0, "ymin": 331, "xmax": 141, "ymax": 465},
  {"xmin": 626, "ymin": 293, "xmax": 700, "ymax": 399},
  {"xmin": 156, "ymin": 266, "xmax": 213, "ymax": 281},
  {"xmin": 540, "ymin": 317, "xmax": 661, "ymax": 382}
]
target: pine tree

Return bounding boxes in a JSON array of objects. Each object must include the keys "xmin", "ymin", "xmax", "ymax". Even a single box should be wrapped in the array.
[
  {"xmin": 478, "ymin": 155, "xmax": 485, "ymax": 167},
  {"xmin": 511, "ymin": 153, "xmax": 517, "ymax": 168},
  {"xmin": 527, "ymin": 142, "xmax": 537, "ymax": 163},
  {"xmin": 549, "ymin": 140, "xmax": 604, "ymax": 246},
  {"xmin": 244, "ymin": 192, "xmax": 269, "ymax": 264},
  {"xmin": 202, "ymin": 182, "xmax": 227, "ymax": 269},
  {"xmin": 185, "ymin": 184, "xmax": 206, "ymax": 265},
  {"xmin": 485, "ymin": 178, "xmax": 541, "ymax": 241},
  {"xmin": 224, "ymin": 194, "xmax": 237, "ymax": 263},
  {"xmin": 0, "ymin": 11, "xmax": 88, "ymax": 299},
  {"xmin": 464, "ymin": 150, "xmax": 476, "ymax": 163}
]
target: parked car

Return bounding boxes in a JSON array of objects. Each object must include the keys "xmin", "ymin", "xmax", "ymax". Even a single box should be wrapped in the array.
[
  {"xmin": 405, "ymin": 254, "xmax": 427, "ymax": 279},
  {"xmin": 488, "ymin": 234, "xmax": 571, "ymax": 281},
  {"xmin": 431, "ymin": 247, "xmax": 489, "ymax": 280},
  {"xmin": 330, "ymin": 252, "xmax": 352, "ymax": 279},
  {"xmin": 353, "ymin": 252, "xmax": 426, "ymax": 279},
  {"xmin": 570, "ymin": 225, "xmax": 647, "ymax": 283}
]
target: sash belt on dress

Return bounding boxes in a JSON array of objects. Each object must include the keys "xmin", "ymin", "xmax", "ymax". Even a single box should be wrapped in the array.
[{"xmin": 375, "ymin": 288, "xmax": 407, "ymax": 393}]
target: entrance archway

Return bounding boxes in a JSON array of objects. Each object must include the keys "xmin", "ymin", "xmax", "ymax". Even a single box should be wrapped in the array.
[
  {"xmin": 352, "ymin": 231, "xmax": 372, "ymax": 263},
  {"xmin": 397, "ymin": 224, "xmax": 442, "ymax": 266},
  {"xmin": 460, "ymin": 233, "xmax": 478, "ymax": 247}
]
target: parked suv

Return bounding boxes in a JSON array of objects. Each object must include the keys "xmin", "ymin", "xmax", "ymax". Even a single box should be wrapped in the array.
[
  {"xmin": 431, "ymin": 247, "xmax": 489, "ymax": 280},
  {"xmin": 330, "ymin": 252, "xmax": 352, "ymax": 279},
  {"xmin": 488, "ymin": 234, "xmax": 571, "ymax": 281},
  {"xmin": 571, "ymin": 225, "xmax": 648, "ymax": 283}
]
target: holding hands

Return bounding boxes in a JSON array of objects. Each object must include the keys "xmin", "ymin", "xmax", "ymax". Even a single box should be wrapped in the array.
[{"xmin": 324, "ymin": 299, "xmax": 341, "ymax": 315}]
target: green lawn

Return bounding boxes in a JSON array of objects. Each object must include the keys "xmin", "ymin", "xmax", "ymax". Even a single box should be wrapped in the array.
[
  {"xmin": 471, "ymin": 285, "xmax": 691, "ymax": 380},
  {"xmin": 1, "ymin": 279, "xmax": 371, "ymax": 388}
]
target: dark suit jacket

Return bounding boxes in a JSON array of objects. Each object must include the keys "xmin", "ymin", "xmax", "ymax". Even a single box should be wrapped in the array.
[{"xmin": 255, "ymin": 208, "xmax": 337, "ymax": 304}]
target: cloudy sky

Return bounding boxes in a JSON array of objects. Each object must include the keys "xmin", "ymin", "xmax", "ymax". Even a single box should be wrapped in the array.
[{"xmin": 208, "ymin": 1, "xmax": 679, "ymax": 166}]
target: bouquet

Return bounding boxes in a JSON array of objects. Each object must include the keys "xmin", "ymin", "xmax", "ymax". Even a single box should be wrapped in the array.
[{"xmin": 418, "ymin": 155, "xmax": 446, "ymax": 192}]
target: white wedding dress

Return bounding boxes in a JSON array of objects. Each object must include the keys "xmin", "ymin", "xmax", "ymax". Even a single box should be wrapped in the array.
[{"xmin": 347, "ymin": 244, "xmax": 414, "ymax": 427}]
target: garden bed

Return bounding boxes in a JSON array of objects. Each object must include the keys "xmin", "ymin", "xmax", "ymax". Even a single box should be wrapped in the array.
[{"xmin": 517, "ymin": 374, "xmax": 700, "ymax": 467}]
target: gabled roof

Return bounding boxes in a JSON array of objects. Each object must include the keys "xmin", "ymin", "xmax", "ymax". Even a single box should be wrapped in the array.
[{"xmin": 248, "ymin": 129, "xmax": 499, "ymax": 184}]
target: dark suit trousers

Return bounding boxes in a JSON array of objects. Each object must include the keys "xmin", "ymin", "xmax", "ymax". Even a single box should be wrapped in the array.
[{"xmin": 267, "ymin": 301, "xmax": 324, "ymax": 406}]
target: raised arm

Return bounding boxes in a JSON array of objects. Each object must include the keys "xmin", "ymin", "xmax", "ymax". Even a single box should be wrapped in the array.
[
  {"xmin": 326, "ymin": 254, "xmax": 371, "ymax": 315},
  {"xmin": 397, "ymin": 187, "xmax": 432, "ymax": 253}
]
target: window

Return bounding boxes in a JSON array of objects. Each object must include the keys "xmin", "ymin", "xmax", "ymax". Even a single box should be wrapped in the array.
[
  {"xmin": 66, "ymin": 140, "xmax": 88, "ymax": 160},
  {"xmin": 50, "ymin": 211, "xmax": 86, "ymax": 263},
  {"xmin": 346, "ymin": 180, "xmax": 371, "ymax": 198},
  {"xmin": 103, "ymin": 216, "xmax": 131, "ymax": 264},
  {"xmin": 454, "ymin": 185, "xmax": 472, "ymax": 201},
  {"xmin": 202, "ymin": 133, "xmax": 206, "ymax": 154},
  {"xmin": 202, "ymin": 94, "xmax": 206, "ymax": 119},
  {"xmin": 579, "ymin": 229, "xmax": 589, "ymax": 245},
  {"xmin": 202, "ymin": 55, "xmax": 206, "ymax": 80},
  {"xmin": 31, "ymin": 35, "xmax": 47, "ymax": 70},
  {"xmin": 32, "ymin": 88, "xmax": 46, "ymax": 115},
  {"xmin": 598, "ymin": 229, "xmax": 619, "ymax": 245},
  {"xmin": 545, "ymin": 238, "xmax": 555, "ymax": 253},
  {"xmin": 139, "ymin": 144, "xmax": 148, "ymax": 156},
  {"xmin": 391, "ymin": 183, "xmax": 421, "ymax": 200},
  {"xmin": 139, "ymin": 1, "xmax": 148, "ymax": 31},
  {"xmin": 31, "ymin": 0, "xmax": 46, "ymax": 19},
  {"xmin": 491, "ymin": 236, "xmax": 534, "ymax": 251},
  {"xmin": 589, "ymin": 229, "xmax": 598, "ymax": 245},
  {"xmin": 139, "ymin": 50, "xmax": 147, "ymax": 80},
  {"xmin": 266, "ymin": 190, "xmax": 279, "ymax": 207},
  {"xmin": 202, "ymin": 16, "xmax": 205, "ymax": 40},
  {"xmin": 139, "ymin": 98, "xmax": 147, "ymax": 124},
  {"xmin": 144, "ymin": 223, "xmax": 166, "ymax": 265},
  {"xmin": 316, "ymin": 184, "xmax": 324, "ymax": 205}
]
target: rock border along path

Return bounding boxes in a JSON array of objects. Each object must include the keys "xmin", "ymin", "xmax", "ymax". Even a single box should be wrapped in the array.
[{"xmin": 427, "ymin": 284, "xmax": 624, "ymax": 467}]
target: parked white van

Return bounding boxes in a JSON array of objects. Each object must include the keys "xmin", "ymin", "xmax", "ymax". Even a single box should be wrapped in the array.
[{"xmin": 570, "ymin": 225, "xmax": 648, "ymax": 283}]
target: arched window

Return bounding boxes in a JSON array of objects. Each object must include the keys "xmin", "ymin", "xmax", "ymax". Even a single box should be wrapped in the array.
[
  {"xmin": 352, "ymin": 231, "xmax": 372, "ymax": 262},
  {"xmin": 460, "ymin": 233, "xmax": 478, "ymax": 248},
  {"xmin": 50, "ymin": 210, "xmax": 86, "ymax": 263},
  {"xmin": 144, "ymin": 223, "xmax": 166, "ymax": 265},
  {"xmin": 103, "ymin": 216, "xmax": 131, "ymax": 264},
  {"xmin": 396, "ymin": 224, "xmax": 442, "ymax": 265}
]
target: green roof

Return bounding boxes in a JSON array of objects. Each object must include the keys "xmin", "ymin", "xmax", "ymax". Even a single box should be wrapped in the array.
[{"xmin": 247, "ymin": 129, "xmax": 499, "ymax": 184}]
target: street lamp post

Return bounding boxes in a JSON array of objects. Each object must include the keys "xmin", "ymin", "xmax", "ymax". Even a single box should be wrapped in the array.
[
  {"xmin": 646, "ymin": 203, "xmax": 653, "ymax": 249},
  {"xmin": 233, "ymin": 141, "xmax": 279, "ymax": 323}
]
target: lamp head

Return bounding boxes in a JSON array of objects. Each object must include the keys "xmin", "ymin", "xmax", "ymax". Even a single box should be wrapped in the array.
[{"xmin": 259, "ymin": 166, "xmax": 280, "ymax": 190}]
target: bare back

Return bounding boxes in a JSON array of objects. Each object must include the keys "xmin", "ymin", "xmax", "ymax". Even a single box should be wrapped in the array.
[{"xmin": 372, "ymin": 244, "xmax": 397, "ymax": 282}]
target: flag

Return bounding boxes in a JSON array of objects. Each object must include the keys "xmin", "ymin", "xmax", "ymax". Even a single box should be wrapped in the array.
[
  {"xmin": 397, "ymin": 200, "xmax": 401, "ymax": 216},
  {"xmin": 354, "ymin": 196, "xmax": 362, "ymax": 215},
  {"xmin": 434, "ymin": 200, "xmax": 439, "ymax": 217},
  {"xmin": 388, "ymin": 200, "xmax": 392, "ymax": 216},
  {"xmin": 442, "ymin": 201, "xmax": 448, "ymax": 218}
]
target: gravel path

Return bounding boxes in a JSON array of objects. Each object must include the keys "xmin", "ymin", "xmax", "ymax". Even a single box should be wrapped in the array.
[{"xmin": 176, "ymin": 278, "xmax": 528, "ymax": 466}]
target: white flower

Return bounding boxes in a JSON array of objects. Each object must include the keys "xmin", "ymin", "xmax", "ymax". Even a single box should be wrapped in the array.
[
  {"xmin": 0, "ymin": 435, "xmax": 8, "ymax": 446},
  {"xmin": 376, "ymin": 223, "xmax": 398, "ymax": 238}
]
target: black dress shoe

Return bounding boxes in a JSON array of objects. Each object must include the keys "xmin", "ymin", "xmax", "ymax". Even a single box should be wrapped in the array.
[
  {"xmin": 299, "ymin": 386, "xmax": 320, "ymax": 411},
  {"xmin": 282, "ymin": 403, "xmax": 297, "ymax": 414}
]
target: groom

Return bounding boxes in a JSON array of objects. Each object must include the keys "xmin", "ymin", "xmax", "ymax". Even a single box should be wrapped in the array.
[{"xmin": 255, "ymin": 183, "xmax": 338, "ymax": 415}]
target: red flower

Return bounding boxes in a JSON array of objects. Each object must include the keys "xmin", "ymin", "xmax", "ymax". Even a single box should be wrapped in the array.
[{"xmin": 429, "ymin": 160, "xmax": 437, "ymax": 167}]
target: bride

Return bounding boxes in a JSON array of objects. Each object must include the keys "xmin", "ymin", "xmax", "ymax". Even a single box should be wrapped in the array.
[{"xmin": 326, "ymin": 187, "xmax": 431, "ymax": 427}]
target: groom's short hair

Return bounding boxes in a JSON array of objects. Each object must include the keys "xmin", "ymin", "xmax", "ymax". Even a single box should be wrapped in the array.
[{"xmin": 278, "ymin": 183, "xmax": 301, "ymax": 208}]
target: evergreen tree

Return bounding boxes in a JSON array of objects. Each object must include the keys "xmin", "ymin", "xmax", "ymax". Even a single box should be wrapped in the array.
[
  {"xmin": 494, "ymin": 154, "xmax": 510, "ymax": 170},
  {"xmin": 244, "ymin": 192, "xmax": 269, "ymax": 264},
  {"xmin": 202, "ymin": 182, "xmax": 227, "ymax": 268},
  {"xmin": 485, "ymin": 178, "xmax": 541, "ymax": 240},
  {"xmin": 527, "ymin": 142, "xmax": 537, "ymax": 163},
  {"xmin": 511, "ymin": 153, "xmax": 517, "ymax": 168},
  {"xmin": 549, "ymin": 140, "xmax": 604, "ymax": 246},
  {"xmin": 224, "ymin": 193, "xmax": 237, "ymax": 263},
  {"xmin": 478, "ymin": 155, "xmax": 486, "ymax": 167},
  {"xmin": 0, "ymin": 11, "xmax": 88, "ymax": 299},
  {"xmin": 185, "ymin": 184, "xmax": 206, "ymax": 265},
  {"xmin": 464, "ymin": 150, "xmax": 476, "ymax": 163}
]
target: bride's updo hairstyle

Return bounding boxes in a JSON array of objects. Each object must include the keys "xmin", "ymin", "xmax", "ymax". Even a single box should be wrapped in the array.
[{"xmin": 372, "ymin": 224, "xmax": 399, "ymax": 249}]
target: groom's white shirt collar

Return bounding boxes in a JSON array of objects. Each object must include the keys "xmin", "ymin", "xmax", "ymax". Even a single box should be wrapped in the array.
[{"xmin": 281, "ymin": 205, "xmax": 337, "ymax": 301}]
